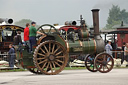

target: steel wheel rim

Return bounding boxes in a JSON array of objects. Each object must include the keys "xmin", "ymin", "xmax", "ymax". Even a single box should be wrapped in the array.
[
  {"xmin": 34, "ymin": 40, "xmax": 68, "ymax": 75},
  {"xmin": 94, "ymin": 53, "xmax": 114, "ymax": 73},
  {"xmin": 85, "ymin": 54, "xmax": 97, "ymax": 72}
]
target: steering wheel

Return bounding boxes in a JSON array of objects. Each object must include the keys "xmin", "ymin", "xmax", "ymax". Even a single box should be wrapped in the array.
[{"xmin": 37, "ymin": 24, "xmax": 59, "ymax": 35}]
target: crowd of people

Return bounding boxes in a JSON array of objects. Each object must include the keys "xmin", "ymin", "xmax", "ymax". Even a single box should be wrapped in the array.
[
  {"xmin": 8, "ymin": 22, "xmax": 45, "ymax": 69},
  {"xmin": 105, "ymin": 41, "xmax": 128, "ymax": 65}
]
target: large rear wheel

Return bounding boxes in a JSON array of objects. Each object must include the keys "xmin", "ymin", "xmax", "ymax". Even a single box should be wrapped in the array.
[{"xmin": 33, "ymin": 40, "xmax": 68, "ymax": 75}]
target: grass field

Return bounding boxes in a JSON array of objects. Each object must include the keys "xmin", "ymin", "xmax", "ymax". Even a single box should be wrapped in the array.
[{"xmin": 0, "ymin": 66, "xmax": 127, "ymax": 72}]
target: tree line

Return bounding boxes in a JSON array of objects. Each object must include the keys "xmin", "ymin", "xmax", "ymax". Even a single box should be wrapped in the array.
[{"xmin": 105, "ymin": 5, "xmax": 128, "ymax": 29}]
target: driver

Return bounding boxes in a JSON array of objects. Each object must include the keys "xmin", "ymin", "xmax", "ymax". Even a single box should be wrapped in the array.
[{"xmin": 29, "ymin": 22, "xmax": 45, "ymax": 53}]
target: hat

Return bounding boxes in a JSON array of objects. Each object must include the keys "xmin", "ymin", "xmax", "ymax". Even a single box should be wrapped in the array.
[{"xmin": 31, "ymin": 22, "xmax": 36, "ymax": 25}]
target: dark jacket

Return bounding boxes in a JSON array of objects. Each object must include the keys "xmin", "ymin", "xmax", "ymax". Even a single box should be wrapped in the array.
[
  {"xmin": 8, "ymin": 48, "xmax": 15, "ymax": 56},
  {"xmin": 13, "ymin": 34, "xmax": 22, "ymax": 45}
]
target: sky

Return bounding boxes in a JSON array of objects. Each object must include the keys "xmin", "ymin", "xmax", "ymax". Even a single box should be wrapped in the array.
[{"xmin": 0, "ymin": 0, "xmax": 128, "ymax": 28}]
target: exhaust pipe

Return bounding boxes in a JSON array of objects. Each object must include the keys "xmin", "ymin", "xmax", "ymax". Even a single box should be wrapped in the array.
[
  {"xmin": 91, "ymin": 9, "xmax": 99, "ymax": 35},
  {"xmin": 0, "ymin": 18, "xmax": 13, "ymax": 24},
  {"xmin": 91, "ymin": 9, "xmax": 105, "ymax": 53},
  {"xmin": 65, "ymin": 21, "xmax": 77, "ymax": 25}
]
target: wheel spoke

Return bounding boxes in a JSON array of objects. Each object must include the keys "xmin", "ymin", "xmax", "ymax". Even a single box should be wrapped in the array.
[
  {"xmin": 54, "ymin": 46, "xmax": 60, "ymax": 54},
  {"xmin": 56, "ymin": 56, "xmax": 65, "ymax": 59},
  {"xmin": 56, "ymin": 59, "xmax": 64, "ymax": 64},
  {"xmin": 37, "ymin": 53, "xmax": 45, "ymax": 57},
  {"xmin": 52, "ymin": 44, "xmax": 55, "ymax": 53},
  {"xmin": 49, "ymin": 42, "xmax": 51, "ymax": 52},
  {"xmin": 37, "ymin": 57, "xmax": 46, "ymax": 60},
  {"xmin": 40, "ymin": 48, "xmax": 46, "ymax": 54},
  {"xmin": 44, "ymin": 44, "xmax": 49, "ymax": 53},
  {"xmin": 52, "ymin": 61, "xmax": 56, "ymax": 70},
  {"xmin": 41, "ymin": 62, "xmax": 47, "ymax": 70},
  {"xmin": 56, "ymin": 51, "xmax": 63, "ymax": 56},
  {"xmin": 38, "ymin": 59, "xmax": 47, "ymax": 65},
  {"xmin": 96, "ymin": 59, "xmax": 103, "ymax": 63},
  {"xmin": 103, "ymin": 55, "xmax": 106, "ymax": 61},
  {"xmin": 54, "ymin": 61, "xmax": 61, "ymax": 67},
  {"xmin": 45, "ymin": 62, "xmax": 50, "ymax": 72},
  {"xmin": 106, "ymin": 65, "xmax": 109, "ymax": 70},
  {"xmin": 49, "ymin": 62, "xmax": 53, "ymax": 73}
]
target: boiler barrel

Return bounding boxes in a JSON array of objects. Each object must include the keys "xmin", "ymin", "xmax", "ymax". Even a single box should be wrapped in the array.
[{"xmin": 67, "ymin": 39, "xmax": 96, "ymax": 54}]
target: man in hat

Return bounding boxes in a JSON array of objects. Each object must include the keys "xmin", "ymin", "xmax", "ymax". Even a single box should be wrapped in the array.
[{"xmin": 29, "ymin": 22, "xmax": 45, "ymax": 52}]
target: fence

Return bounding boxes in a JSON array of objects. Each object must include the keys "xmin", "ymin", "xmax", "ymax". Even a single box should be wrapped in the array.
[{"xmin": 0, "ymin": 53, "xmax": 9, "ymax": 68}]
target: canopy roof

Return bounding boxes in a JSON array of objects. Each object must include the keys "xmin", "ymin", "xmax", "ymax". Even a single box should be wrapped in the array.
[{"xmin": 0, "ymin": 25, "xmax": 24, "ymax": 31}]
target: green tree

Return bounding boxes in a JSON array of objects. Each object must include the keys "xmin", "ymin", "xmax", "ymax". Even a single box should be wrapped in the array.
[
  {"xmin": 14, "ymin": 19, "xmax": 40, "ymax": 28},
  {"xmin": 106, "ymin": 5, "xmax": 128, "ymax": 29}
]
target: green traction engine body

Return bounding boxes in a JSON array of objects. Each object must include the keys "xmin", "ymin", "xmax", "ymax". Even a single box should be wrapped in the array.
[{"xmin": 14, "ymin": 9, "xmax": 114, "ymax": 74}]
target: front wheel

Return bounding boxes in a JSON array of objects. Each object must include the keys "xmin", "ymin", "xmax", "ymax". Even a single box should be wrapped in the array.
[
  {"xmin": 94, "ymin": 53, "xmax": 114, "ymax": 73},
  {"xmin": 85, "ymin": 54, "xmax": 97, "ymax": 72}
]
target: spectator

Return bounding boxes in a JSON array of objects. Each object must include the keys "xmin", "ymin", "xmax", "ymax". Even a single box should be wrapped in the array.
[
  {"xmin": 105, "ymin": 40, "xmax": 113, "ymax": 56},
  {"xmin": 13, "ymin": 31, "xmax": 22, "ymax": 45},
  {"xmin": 24, "ymin": 23, "xmax": 30, "ymax": 52},
  {"xmin": 8, "ymin": 44, "xmax": 15, "ymax": 69},
  {"xmin": 121, "ymin": 42, "xmax": 126, "ymax": 64},
  {"xmin": 29, "ymin": 22, "xmax": 45, "ymax": 52},
  {"xmin": 124, "ymin": 43, "xmax": 128, "ymax": 65}
]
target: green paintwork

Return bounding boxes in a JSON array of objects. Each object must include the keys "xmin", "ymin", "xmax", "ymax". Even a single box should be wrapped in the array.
[
  {"xmin": 68, "ymin": 39, "xmax": 96, "ymax": 54},
  {"xmin": 16, "ymin": 46, "xmax": 35, "ymax": 69},
  {"xmin": 48, "ymin": 34, "xmax": 67, "ymax": 48},
  {"xmin": 82, "ymin": 30, "xmax": 89, "ymax": 39},
  {"xmin": 15, "ymin": 32, "xmax": 96, "ymax": 69},
  {"xmin": 79, "ymin": 29, "xmax": 89, "ymax": 39},
  {"xmin": 15, "ymin": 34, "xmax": 66, "ymax": 69}
]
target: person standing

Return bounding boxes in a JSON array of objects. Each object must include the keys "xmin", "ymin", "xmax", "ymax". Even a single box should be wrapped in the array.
[
  {"xmin": 29, "ymin": 22, "xmax": 45, "ymax": 52},
  {"xmin": 124, "ymin": 43, "xmax": 128, "ymax": 66},
  {"xmin": 24, "ymin": 23, "xmax": 30, "ymax": 52},
  {"xmin": 13, "ymin": 31, "xmax": 22, "ymax": 45},
  {"xmin": 8, "ymin": 44, "xmax": 15, "ymax": 69},
  {"xmin": 121, "ymin": 42, "xmax": 126, "ymax": 64},
  {"xmin": 105, "ymin": 40, "xmax": 113, "ymax": 56}
]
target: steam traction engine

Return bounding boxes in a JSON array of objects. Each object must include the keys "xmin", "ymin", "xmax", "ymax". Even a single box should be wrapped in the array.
[{"xmin": 15, "ymin": 9, "xmax": 114, "ymax": 75}]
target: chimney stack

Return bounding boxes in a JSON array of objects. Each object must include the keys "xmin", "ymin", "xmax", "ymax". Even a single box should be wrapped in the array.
[{"xmin": 92, "ymin": 9, "xmax": 100, "ymax": 35}]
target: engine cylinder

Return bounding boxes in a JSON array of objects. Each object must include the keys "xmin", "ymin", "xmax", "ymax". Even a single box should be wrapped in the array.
[{"xmin": 78, "ymin": 29, "xmax": 89, "ymax": 39}]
